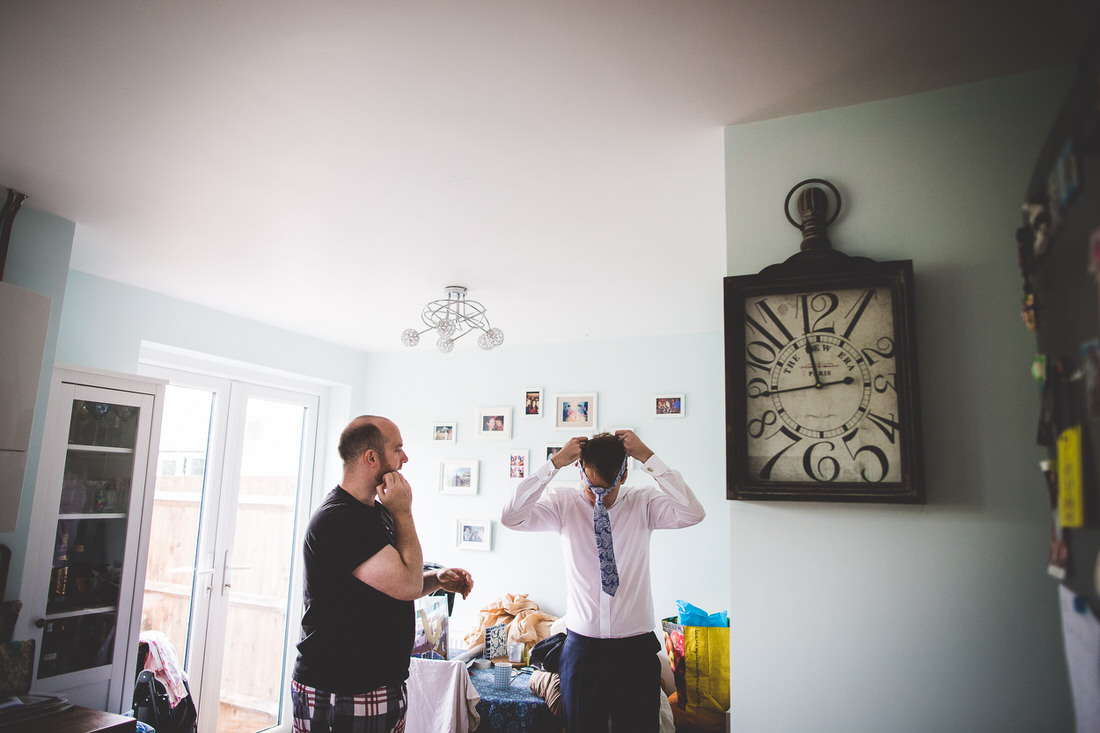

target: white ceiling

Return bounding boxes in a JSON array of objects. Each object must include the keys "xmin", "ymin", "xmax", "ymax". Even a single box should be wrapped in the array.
[{"xmin": 0, "ymin": 1, "xmax": 1091, "ymax": 353}]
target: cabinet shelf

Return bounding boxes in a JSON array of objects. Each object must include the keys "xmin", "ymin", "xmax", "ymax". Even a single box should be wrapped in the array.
[
  {"xmin": 44, "ymin": 605, "xmax": 119, "ymax": 620},
  {"xmin": 57, "ymin": 513, "xmax": 127, "ymax": 521},
  {"xmin": 66, "ymin": 444, "xmax": 135, "ymax": 455}
]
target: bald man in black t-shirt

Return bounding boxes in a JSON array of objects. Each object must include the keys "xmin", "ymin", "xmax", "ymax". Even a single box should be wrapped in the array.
[{"xmin": 291, "ymin": 416, "xmax": 473, "ymax": 733}]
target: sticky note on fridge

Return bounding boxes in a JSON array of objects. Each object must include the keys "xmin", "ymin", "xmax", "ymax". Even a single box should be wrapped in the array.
[{"xmin": 1058, "ymin": 425, "xmax": 1085, "ymax": 528}]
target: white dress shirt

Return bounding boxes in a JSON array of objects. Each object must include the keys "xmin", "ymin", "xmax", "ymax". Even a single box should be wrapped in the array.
[{"xmin": 501, "ymin": 455, "xmax": 705, "ymax": 639}]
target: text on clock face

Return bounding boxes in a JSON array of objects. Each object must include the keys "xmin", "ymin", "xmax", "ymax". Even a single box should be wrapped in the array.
[{"xmin": 742, "ymin": 287, "xmax": 903, "ymax": 483}]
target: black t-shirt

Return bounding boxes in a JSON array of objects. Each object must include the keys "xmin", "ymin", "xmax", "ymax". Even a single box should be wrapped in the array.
[{"xmin": 292, "ymin": 487, "xmax": 414, "ymax": 693}]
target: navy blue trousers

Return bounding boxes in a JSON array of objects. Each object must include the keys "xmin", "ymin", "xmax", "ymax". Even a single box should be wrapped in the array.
[{"xmin": 558, "ymin": 630, "xmax": 661, "ymax": 733}]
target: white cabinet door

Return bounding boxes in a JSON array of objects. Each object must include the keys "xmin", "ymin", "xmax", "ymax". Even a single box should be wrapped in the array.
[{"xmin": 17, "ymin": 366, "xmax": 165, "ymax": 713}]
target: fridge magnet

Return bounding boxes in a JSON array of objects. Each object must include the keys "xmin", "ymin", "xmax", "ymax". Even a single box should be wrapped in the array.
[
  {"xmin": 1022, "ymin": 201, "xmax": 1055, "ymax": 259},
  {"xmin": 1042, "ymin": 460, "xmax": 1068, "ymax": 579},
  {"xmin": 1032, "ymin": 354, "xmax": 1047, "ymax": 388},
  {"xmin": 1051, "ymin": 140, "xmax": 1080, "ymax": 209},
  {"xmin": 524, "ymin": 389, "xmax": 543, "ymax": 417},
  {"xmin": 1057, "ymin": 425, "xmax": 1085, "ymax": 529},
  {"xmin": 432, "ymin": 422, "xmax": 456, "ymax": 442},
  {"xmin": 1021, "ymin": 292, "xmax": 1038, "ymax": 331},
  {"xmin": 478, "ymin": 407, "xmax": 512, "ymax": 439}
]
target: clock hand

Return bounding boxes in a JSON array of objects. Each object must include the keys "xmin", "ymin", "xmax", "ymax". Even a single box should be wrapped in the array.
[
  {"xmin": 764, "ymin": 376, "xmax": 855, "ymax": 396},
  {"xmin": 804, "ymin": 341, "xmax": 823, "ymax": 387}
]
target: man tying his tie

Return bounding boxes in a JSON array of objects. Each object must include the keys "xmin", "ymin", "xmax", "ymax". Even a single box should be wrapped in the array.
[{"xmin": 501, "ymin": 430, "xmax": 705, "ymax": 732}]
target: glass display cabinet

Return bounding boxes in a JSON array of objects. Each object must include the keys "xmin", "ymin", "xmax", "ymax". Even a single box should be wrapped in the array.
[{"xmin": 17, "ymin": 366, "xmax": 166, "ymax": 713}]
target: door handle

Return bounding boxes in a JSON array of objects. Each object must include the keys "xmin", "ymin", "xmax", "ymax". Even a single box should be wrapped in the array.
[
  {"xmin": 172, "ymin": 563, "xmax": 216, "ymax": 592},
  {"xmin": 221, "ymin": 551, "xmax": 252, "ymax": 595}
]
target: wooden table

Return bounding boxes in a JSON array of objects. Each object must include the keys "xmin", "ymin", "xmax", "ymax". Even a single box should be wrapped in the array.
[{"xmin": 1, "ymin": 704, "xmax": 135, "ymax": 733}]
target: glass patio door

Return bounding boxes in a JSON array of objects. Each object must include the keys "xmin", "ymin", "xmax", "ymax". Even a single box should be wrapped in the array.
[{"xmin": 140, "ymin": 369, "xmax": 318, "ymax": 733}]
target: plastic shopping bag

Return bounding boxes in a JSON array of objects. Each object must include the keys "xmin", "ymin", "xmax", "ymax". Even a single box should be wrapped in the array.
[{"xmin": 662, "ymin": 601, "xmax": 730, "ymax": 716}]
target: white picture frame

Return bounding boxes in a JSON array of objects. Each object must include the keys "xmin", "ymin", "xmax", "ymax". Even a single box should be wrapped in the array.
[
  {"xmin": 440, "ymin": 460, "xmax": 479, "ymax": 495},
  {"xmin": 655, "ymin": 394, "xmax": 685, "ymax": 418},
  {"xmin": 545, "ymin": 443, "xmax": 564, "ymax": 463},
  {"xmin": 478, "ymin": 406, "xmax": 512, "ymax": 439},
  {"xmin": 554, "ymin": 393, "xmax": 597, "ymax": 430},
  {"xmin": 524, "ymin": 388, "xmax": 543, "ymax": 417},
  {"xmin": 509, "ymin": 450, "xmax": 529, "ymax": 479},
  {"xmin": 431, "ymin": 422, "xmax": 456, "ymax": 442},
  {"xmin": 458, "ymin": 518, "xmax": 492, "ymax": 551}
]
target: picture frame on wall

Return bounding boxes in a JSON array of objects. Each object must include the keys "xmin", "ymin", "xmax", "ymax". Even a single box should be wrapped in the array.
[
  {"xmin": 432, "ymin": 422, "xmax": 456, "ymax": 442},
  {"xmin": 655, "ymin": 394, "xmax": 685, "ymax": 418},
  {"xmin": 555, "ymin": 393, "xmax": 597, "ymax": 430},
  {"xmin": 524, "ymin": 388, "xmax": 543, "ymax": 417},
  {"xmin": 458, "ymin": 518, "xmax": 492, "ymax": 551},
  {"xmin": 545, "ymin": 443, "xmax": 564, "ymax": 462},
  {"xmin": 440, "ymin": 460, "xmax": 479, "ymax": 495},
  {"xmin": 478, "ymin": 406, "xmax": 512, "ymax": 439},
  {"xmin": 509, "ymin": 450, "xmax": 529, "ymax": 479}
]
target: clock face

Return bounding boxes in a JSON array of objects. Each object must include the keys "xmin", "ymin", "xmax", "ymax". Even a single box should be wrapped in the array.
[{"xmin": 743, "ymin": 286, "xmax": 902, "ymax": 484}]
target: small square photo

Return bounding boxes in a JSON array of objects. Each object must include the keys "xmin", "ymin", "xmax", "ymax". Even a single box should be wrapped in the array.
[
  {"xmin": 440, "ymin": 460, "xmax": 479, "ymax": 495},
  {"xmin": 479, "ymin": 407, "xmax": 513, "ymax": 439},
  {"xmin": 458, "ymin": 518, "xmax": 492, "ymax": 551},
  {"xmin": 655, "ymin": 394, "xmax": 685, "ymax": 418},
  {"xmin": 432, "ymin": 422, "xmax": 456, "ymax": 442}
]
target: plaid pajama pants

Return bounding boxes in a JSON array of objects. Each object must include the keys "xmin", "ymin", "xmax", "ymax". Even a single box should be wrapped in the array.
[{"xmin": 291, "ymin": 679, "xmax": 407, "ymax": 733}]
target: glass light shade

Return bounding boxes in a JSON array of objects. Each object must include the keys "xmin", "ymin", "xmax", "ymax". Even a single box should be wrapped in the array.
[
  {"xmin": 436, "ymin": 319, "xmax": 456, "ymax": 338},
  {"xmin": 401, "ymin": 329, "xmax": 420, "ymax": 347},
  {"xmin": 487, "ymin": 328, "xmax": 504, "ymax": 347},
  {"xmin": 437, "ymin": 337, "xmax": 455, "ymax": 353}
]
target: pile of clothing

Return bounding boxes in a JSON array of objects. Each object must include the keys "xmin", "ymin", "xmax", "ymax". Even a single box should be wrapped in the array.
[{"xmin": 461, "ymin": 592, "xmax": 557, "ymax": 656}]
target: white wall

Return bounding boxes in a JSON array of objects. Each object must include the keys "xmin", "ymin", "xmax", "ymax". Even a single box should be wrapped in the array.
[
  {"xmin": 724, "ymin": 68, "xmax": 1076, "ymax": 731},
  {"xmin": 361, "ymin": 333, "xmax": 729, "ymax": 644}
]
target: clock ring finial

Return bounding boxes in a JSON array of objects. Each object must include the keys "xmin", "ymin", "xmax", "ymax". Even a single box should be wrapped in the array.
[{"xmin": 784, "ymin": 178, "xmax": 842, "ymax": 252}]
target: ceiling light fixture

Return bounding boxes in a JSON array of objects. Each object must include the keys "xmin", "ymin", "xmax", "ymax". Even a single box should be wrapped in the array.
[{"xmin": 401, "ymin": 286, "xmax": 505, "ymax": 353}]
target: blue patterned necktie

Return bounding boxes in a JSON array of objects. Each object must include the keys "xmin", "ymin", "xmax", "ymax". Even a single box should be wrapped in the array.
[{"xmin": 580, "ymin": 457, "xmax": 628, "ymax": 597}]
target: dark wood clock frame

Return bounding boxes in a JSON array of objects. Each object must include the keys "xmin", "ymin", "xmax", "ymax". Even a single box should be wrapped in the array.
[{"xmin": 724, "ymin": 192, "xmax": 924, "ymax": 503}]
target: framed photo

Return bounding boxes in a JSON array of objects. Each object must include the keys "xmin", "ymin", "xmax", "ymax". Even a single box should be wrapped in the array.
[
  {"xmin": 545, "ymin": 444, "xmax": 564, "ymax": 462},
  {"xmin": 524, "ymin": 388, "xmax": 543, "ymax": 417},
  {"xmin": 555, "ymin": 393, "xmax": 597, "ymax": 430},
  {"xmin": 432, "ymin": 422, "xmax": 456, "ymax": 442},
  {"xmin": 509, "ymin": 450, "xmax": 529, "ymax": 479},
  {"xmin": 655, "ymin": 394, "xmax": 685, "ymax": 418},
  {"xmin": 458, "ymin": 518, "xmax": 492, "ymax": 551},
  {"xmin": 478, "ymin": 406, "xmax": 512, "ymax": 439},
  {"xmin": 440, "ymin": 460, "xmax": 479, "ymax": 495}
]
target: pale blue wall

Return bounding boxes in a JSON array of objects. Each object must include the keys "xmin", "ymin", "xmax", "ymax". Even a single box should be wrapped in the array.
[
  {"xmin": 724, "ymin": 68, "xmax": 1076, "ymax": 731},
  {"xmin": 0, "ymin": 206, "xmax": 74, "ymax": 598},
  {"xmin": 361, "ymin": 333, "xmax": 730, "ymax": 642}
]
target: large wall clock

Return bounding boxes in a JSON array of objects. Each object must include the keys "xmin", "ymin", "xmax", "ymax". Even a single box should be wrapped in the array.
[{"xmin": 725, "ymin": 180, "xmax": 924, "ymax": 503}]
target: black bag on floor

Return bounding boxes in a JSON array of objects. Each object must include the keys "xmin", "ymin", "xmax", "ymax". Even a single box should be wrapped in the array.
[{"xmin": 132, "ymin": 669, "xmax": 197, "ymax": 733}]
